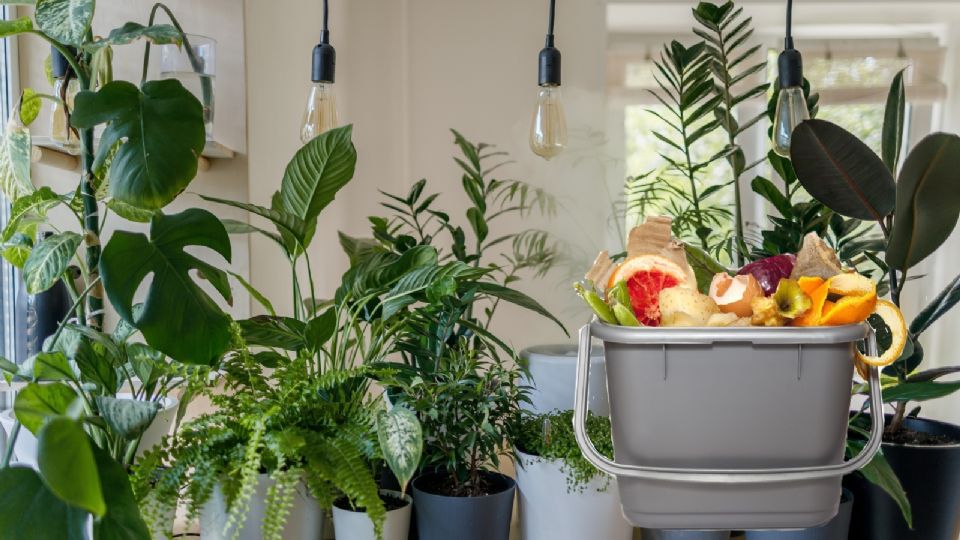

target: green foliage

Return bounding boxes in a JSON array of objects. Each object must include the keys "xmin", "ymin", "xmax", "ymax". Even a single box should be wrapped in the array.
[
  {"xmin": 0, "ymin": 466, "xmax": 88, "ymax": 537},
  {"xmin": 71, "ymin": 79, "xmax": 206, "ymax": 210},
  {"xmin": 38, "ymin": 417, "xmax": 106, "ymax": 516},
  {"xmin": 22, "ymin": 231, "xmax": 81, "ymax": 294},
  {"xmin": 377, "ymin": 406, "xmax": 423, "ymax": 495},
  {"xmin": 35, "ymin": 0, "xmax": 94, "ymax": 46},
  {"xmin": 100, "ymin": 209, "xmax": 233, "ymax": 365},
  {"xmin": 881, "ymin": 68, "xmax": 906, "ymax": 173},
  {"xmin": 14, "ymin": 382, "xmax": 78, "ymax": 434},
  {"xmin": 0, "ymin": 116, "xmax": 32, "ymax": 201},
  {"xmin": 84, "ymin": 22, "xmax": 181, "ymax": 51},
  {"xmin": 514, "ymin": 410, "xmax": 613, "ymax": 494}
]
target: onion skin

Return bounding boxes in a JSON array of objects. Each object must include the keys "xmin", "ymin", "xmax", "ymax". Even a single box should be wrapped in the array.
[{"xmin": 737, "ymin": 254, "xmax": 796, "ymax": 296}]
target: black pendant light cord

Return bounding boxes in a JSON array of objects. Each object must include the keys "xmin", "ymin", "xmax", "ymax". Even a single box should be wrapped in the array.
[
  {"xmin": 545, "ymin": 0, "xmax": 556, "ymax": 47},
  {"xmin": 312, "ymin": 0, "xmax": 335, "ymax": 83},
  {"xmin": 538, "ymin": 0, "xmax": 561, "ymax": 86},
  {"xmin": 785, "ymin": 0, "xmax": 794, "ymax": 49},
  {"xmin": 321, "ymin": 0, "xmax": 330, "ymax": 43}
]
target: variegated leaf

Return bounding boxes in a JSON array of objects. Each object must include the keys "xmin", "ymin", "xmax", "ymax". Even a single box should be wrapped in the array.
[
  {"xmin": 35, "ymin": 0, "xmax": 94, "ymax": 47},
  {"xmin": 0, "ymin": 16, "xmax": 33, "ymax": 38},
  {"xmin": 0, "ymin": 117, "xmax": 33, "ymax": 202},
  {"xmin": 377, "ymin": 406, "xmax": 423, "ymax": 495},
  {"xmin": 22, "ymin": 231, "xmax": 81, "ymax": 294},
  {"xmin": 95, "ymin": 396, "xmax": 160, "ymax": 439}
]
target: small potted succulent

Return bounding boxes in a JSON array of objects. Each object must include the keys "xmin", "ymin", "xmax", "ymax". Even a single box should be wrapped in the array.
[{"xmin": 513, "ymin": 410, "xmax": 632, "ymax": 540}]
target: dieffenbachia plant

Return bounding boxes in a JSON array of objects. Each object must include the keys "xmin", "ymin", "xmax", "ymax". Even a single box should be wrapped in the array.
[{"xmin": 0, "ymin": 1, "xmax": 234, "ymax": 537}]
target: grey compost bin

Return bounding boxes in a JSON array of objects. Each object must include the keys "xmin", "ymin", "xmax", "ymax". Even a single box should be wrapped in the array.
[{"xmin": 572, "ymin": 321, "xmax": 884, "ymax": 531}]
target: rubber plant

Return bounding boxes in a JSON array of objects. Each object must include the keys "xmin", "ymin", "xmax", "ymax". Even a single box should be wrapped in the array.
[
  {"xmin": 790, "ymin": 68, "xmax": 960, "ymax": 528},
  {"xmin": 0, "ymin": 1, "xmax": 236, "ymax": 537}
]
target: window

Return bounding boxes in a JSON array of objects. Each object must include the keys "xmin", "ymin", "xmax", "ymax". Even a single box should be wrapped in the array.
[{"xmin": 0, "ymin": 6, "xmax": 18, "ymax": 368}]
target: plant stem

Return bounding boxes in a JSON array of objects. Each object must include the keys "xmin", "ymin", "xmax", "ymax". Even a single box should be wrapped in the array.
[
  {"xmin": 711, "ymin": 25, "xmax": 745, "ymax": 266},
  {"xmin": 1, "ymin": 421, "xmax": 20, "ymax": 468}
]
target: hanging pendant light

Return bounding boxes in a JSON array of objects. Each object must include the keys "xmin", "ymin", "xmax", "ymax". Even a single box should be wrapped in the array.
[
  {"xmin": 301, "ymin": 0, "xmax": 339, "ymax": 143},
  {"xmin": 772, "ymin": 0, "xmax": 807, "ymax": 158},
  {"xmin": 530, "ymin": 0, "xmax": 568, "ymax": 160}
]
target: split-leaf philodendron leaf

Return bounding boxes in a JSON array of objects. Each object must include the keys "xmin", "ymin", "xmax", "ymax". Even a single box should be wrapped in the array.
[
  {"xmin": 71, "ymin": 79, "xmax": 205, "ymax": 210},
  {"xmin": 100, "ymin": 208, "xmax": 232, "ymax": 365}
]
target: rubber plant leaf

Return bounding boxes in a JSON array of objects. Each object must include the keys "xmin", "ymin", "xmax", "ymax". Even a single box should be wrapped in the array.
[
  {"xmin": 885, "ymin": 133, "xmax": 960, "ymax": 271},
  {"xmin": 0, "ymin": 467, "xmax": 88, "ymax": 538},
  {"xmin": 881, "ymin": 68, "xmax": 906, "ymax": 173},
  {"xmin": 37, "ymin": 417, "xmax": 106, "ymax": 516},
  {"xmin": 849, "ymin": 440, "xmax": 912, "ymax": 528},
  {"xmin": 910, "ymin": 271, "xmax": 960, "ymax": 337},
  {"xmin": 71, "ymin": 79, "xmax": 205, "ymax": 210},
  {"xmin": 100, "ymin": 208, "xmax": 232, "ymax": 365},
  {"xmin": 790, "ymin": 119, "xmax": 896, "ymax": 221},
  {"xmin": 35, "ymin": 0, "xmax": 93, "ymax": 46},
  {"xmin": 278, "ymin": 124, "xmax": 357, "ymax": 248}
]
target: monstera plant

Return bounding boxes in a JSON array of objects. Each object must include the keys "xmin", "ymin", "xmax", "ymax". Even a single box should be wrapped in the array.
[{"xmin": 0, "ymin": 1, "xmax": 234, "ymax": 537}]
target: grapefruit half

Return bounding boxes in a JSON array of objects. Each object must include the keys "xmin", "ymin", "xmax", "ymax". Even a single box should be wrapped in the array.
[{"xmin": 608, "ymin": 255, "xmax": 689, "ymax": 326}]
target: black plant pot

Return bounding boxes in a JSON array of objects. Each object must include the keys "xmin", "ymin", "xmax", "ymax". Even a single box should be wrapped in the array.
[
  {"xmin": 743, "ymin": 489, "xmax": 852, "ymax": 539},
  {"xmin": 411, "ymin": 470, "xmax": 515, "ymax": 540},
  {"xmin": 844, "ymin": 415, "xmax": 960, "ymax": 540}
]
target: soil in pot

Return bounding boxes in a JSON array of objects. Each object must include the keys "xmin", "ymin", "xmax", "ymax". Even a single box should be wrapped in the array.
[
  {"xmin": 844, "ymin": 414, "xmax": 960, "ymax": 540},
  {"xmin": 412, "ymin": 470, "xmax": 515, "ymax": 540}
]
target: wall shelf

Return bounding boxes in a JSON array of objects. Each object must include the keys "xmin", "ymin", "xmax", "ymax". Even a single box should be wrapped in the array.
[{"xmin": 31, "ymin": 137, "xmax": 235, "ymax": 172}]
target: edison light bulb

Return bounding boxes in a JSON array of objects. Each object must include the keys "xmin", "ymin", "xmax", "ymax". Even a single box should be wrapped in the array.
[
  {"xmin": 772, "ymin": 86, "xmax": 808, "ymax": 157},
  {"xmin": 529, "ymin": 85, "xmax": 568, "ymax": 160},
  {"xmin": 300, "ymin": 82, "xmax": 338, "ymax": 143}
]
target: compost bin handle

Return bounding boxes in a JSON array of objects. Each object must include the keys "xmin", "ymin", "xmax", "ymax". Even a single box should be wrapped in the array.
[{"xmin": 573, "ymin": 323, "xmax": 885, "ymax": 485}]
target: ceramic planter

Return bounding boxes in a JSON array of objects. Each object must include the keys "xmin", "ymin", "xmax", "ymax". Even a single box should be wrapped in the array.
[
  {"xmin": 743, "ymin": 489, "xmax": 853, "ymax": 539},
  {"xmin": 844, "ymin": 415, "xmax": 960, "ymax": 540},
  {"xmin": 0, "ymin": 394, "xmax": 178, "ymax": 467},
  {"xmin": 520, "ymin": 343, "xmax": 609, "ymax": 415},
  {"xmin": 515, "ymin": 451, "xmax": 632, "ymax": 540},
  {"xmin": 641, "ymin": 530, "xmax": 730, "ymax": 540},
  {"xmin": 199, "ymin": 474, "xmax": 325, "ymax": 540},
  {"xmin": 332, "ymin": 489, "xmax": 411, "ymax": 540},
  {"xmin": 411, "ymin": 470, "xmax": 515, "ymax": 540}
]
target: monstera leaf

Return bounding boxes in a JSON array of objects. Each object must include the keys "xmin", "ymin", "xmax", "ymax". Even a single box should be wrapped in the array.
[
  {"xmin": 35, "ymin": 0, "xmax": 94, "ymax": 47},
  {"xmin": 100, "ymin": 209, "xmax": 232, "ymax": 365},
  {"xmin": 790, "ymin": 119, "xmax": 896, "ymax": 221},
  {"xmin": 71, "ymin": 80, "xmax": 205, "ymax": 209},
  {"xmin": 278, "ymin": 124, "xmax": 357, "ymax": 248}
]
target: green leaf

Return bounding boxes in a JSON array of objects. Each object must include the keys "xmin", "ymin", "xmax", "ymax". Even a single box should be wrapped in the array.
[
  {"xmin": 19, "ymin": 88, "xmax": 41, "ymax": 126},
  {"xmin": 885, "ymin": 133, "xmax": 960, "ymax": 270},
  {"xmin": 237, "ymin": 315, "xmax": 306, "ymax": 350},
  {"xmin": 473, "ymin": 281, "xmax": 567, "ymax": 335},
  {"xmin": 881, "ymin": 381, "xmax": 960, "ymax": 403},
  {"xmin": 37, "ymin": 417, "xmax": 106, "ymax": 516},
  {"xmin": 0, "ymin": 117, "xmax": 33, "ymax": 201},
  {"xmin": 84, "ymin": 22, "xmax": 181, "ymax": 51},
  {"xmin": 106, "ymin": 198, "xmax": 155, "ymax": 223},
  {"xmin": 751, "ymin": 176, "xmax": 792, "ymax": 217},
  {"xmin": 911, "ymin": 272, "xmax": 960, "ymax": 337},
  {"xmin": 43, "ymin": 54, "xmax": 54, "ymax": 86},
  {"xmin": 71, "ymin": 79, "xmax": 205, "ymax": 209},
  {"xmin": 377, "ymin": 406, "xmax": 423, "ymax": 495},
  {"xmin": 3, "ymin": 186, "xmax": 63, "ymax": 242},
  {"xmin": 200, "ymin": 194, "xmax": 305, "ymax": 250},
  {"xmin": 790, "ymin": 119, "xmax": 896, "ymax": 221},
  {"xmin": 684, "ymin": 243, "xmax": 729, "ymax": 293},
  {"xmin": 850, "ymin": 441, "xmax": 912, "ymax": 528},
  {"xmin": 466, "ymin": 207, "xmax": 488, "ymax": 243},
  {"xmin": 95, "ymin": 396, "xmax": 160, "ymax": 439},
  {"xmin": 229, "ymin": 270, "xmax": 276, "ymax": 316},
  {"xmin": 338, "ymin": 231, "xmax": 382, "ymax": 266},
  {"xmin": 0, "ymin": 16, "xmax": 32, "ymax": 39},
  {"xmin": 279, "ymin": 124, "xmax": 357, "ymax": 247},
  {"xmin": 35, "ymin": 0, "xmax": 94, "ymax": 47},
  {"xmin": 0, "ymin": 467, "xmax": 88, "ymax": 538},
  {"xmin": 882, "ymin": 69, "xmax": 906, "ymax": 173},
  {"xmin": 24, "ymin": 350, "xmax": 74, "ymax": 381},
  {"xmin": 305, "ymin": 308, "xmax": 336, "ymax": 350},
  {"xmin": 14, "ymin": 382, "xmax": 78, "ymax": 434},
  {"xmin": 91, "ymin": 444, "xmax": 151, "ymax": 540},
  {"xmin": 100, "ymin": 209, "xmax": 232, "ymax": 365},
  {"xmin": 2, "ymin": 232, "xmax": 33, "ymax": 268},
  {"xmin": 22, "ymin": 231, "xmax": 81, "ymax": 294}
]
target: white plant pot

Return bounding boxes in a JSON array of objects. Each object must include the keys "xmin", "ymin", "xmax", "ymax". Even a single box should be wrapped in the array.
[
  {"xmin": 0, "ymin": 394, "xmax": 178, "ymax": 467},
  {"xmin": 520, "ymin": 344, "xmax": 609, "ymax": 415},
  {"xmin": 516, "ymin": 451, "xmax": 632, "ymax": 540},
  {"xmin": 332, "ymin": 489, "xmax": 412, "ymax": 540},
  {"xmin": 199, "ymin": 474, "xmax": 325, "ymax": 540},
  {"xmin": 141, "ymin": 488, "xmax": 177, "ymax": 540}
]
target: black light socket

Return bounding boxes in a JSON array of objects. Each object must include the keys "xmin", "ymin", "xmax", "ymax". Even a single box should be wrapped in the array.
[
  {"xmin": 778, "ymin": 48, "xmax": 803, "ymax": 88},
  {"xmin": 311, "ymin": 31, "xmax": 336, "ymax": 84},
  {"xmin": 538, "ymin": 37, "xmax": 561, "ymax": 87}
]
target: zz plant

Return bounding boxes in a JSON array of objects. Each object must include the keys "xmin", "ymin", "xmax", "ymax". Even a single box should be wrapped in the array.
[{"xmin": 0, "ymin": 1, "xmax": 236, "ymax": 537}]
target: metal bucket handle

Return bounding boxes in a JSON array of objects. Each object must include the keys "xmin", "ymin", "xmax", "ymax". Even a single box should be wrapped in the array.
[{"xmin": 573, "ymin": 322, "xmax": 884, "ymax": 484}]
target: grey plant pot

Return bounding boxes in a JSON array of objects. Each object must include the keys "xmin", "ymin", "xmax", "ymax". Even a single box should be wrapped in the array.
[
  {"xmin": 743, "ymin": 489, "xmax": 853, "ymax": 540},
  {"xmin": 411, "ymin": 471, "xmax": 515, "ymax": 540},
  {"xmin": 641, "ymin": 530, "xmax": 730, "ymax": 540}
]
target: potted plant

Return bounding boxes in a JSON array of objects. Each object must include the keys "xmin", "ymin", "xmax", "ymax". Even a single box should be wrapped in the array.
[
  {"xmin": 0, "ymin": 2, "xmax": 237, "ymax": 537},
  {"xmin": 513, "ymin": 409, "xmax": 632, "ymax": 540},
  {"xmin": 788, "ymin": 63, "xmax": 960, "ymax": 539}
]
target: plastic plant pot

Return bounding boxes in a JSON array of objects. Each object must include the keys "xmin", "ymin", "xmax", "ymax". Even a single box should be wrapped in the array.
[
  {"xmin": 573, "ymin": 321, "xmax": 884, "ymax": 530},
  {"xmin": 520, "ymin": 344, "xmax": 609, "ymax": 415},
  {"xmin": 743, "ymin": 488, "xmax": 853, "ymax": 539},
  {"xmin": 641, "ymin": 530, "xmax": 731, "ymax": 540},
  {"xmin": 412, "ymin": 470, "xmax": 515, "ymax": 540},
  {"xmin": 332, "ymin": 489, "xmax": 412, "ymax": 540},
  {"xmin": 200, "ymin": 475, "xmax": 325, "ymax": 540}
]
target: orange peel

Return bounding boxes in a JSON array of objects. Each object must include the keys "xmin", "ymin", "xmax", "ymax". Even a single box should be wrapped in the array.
[
  {"xmin": 792, "ymin": 277, "xmax": 827, "ymax": 327},
  {"xmin": 791, "ymin": 272, "xmax": 877, "ymax": 327},
  {"xmin": 856, "ymin": 300, "xmax": 907, "ymax": 369}
]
